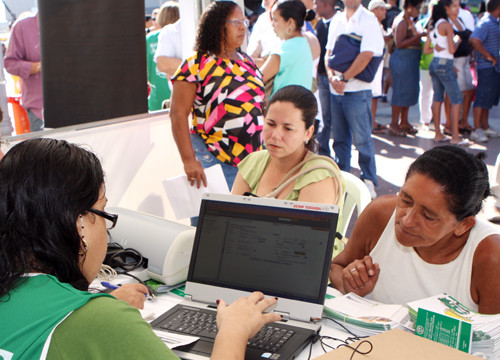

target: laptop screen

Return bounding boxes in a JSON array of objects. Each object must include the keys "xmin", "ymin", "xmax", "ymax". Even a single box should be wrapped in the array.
[{"xmin": 188, "ymin": 195, "xmax": 338, "ymax": 304}]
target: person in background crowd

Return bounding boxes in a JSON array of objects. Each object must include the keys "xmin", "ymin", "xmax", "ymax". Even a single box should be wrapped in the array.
[
  {"xmin": 380, "ymin": 0, "xmax": 401, "ymax": 102},
  {"xmin": 261, "ymin": 0, "xmax": 314, "ymax": 97},
  {"xmin": 425, "ymin": 0, "xmax": 469, "ymax": 145},
  {"xmin": 469, "ymin": 0, "xmax": 500, "ymax": 143},
  {"xmin": 368, "ymin": 0, "xmax": 390, "ymax": 135},
  {"xmin": 154, "ymin": 16, "xmax": 183, "ymax": 91},
  {"xmin": 247, "ymin": 0, "xmax": 282, "ymax": 67},
  {"xmin": 0, "ymin": 47, "xmax": 13, "ymax": 137},
  {"xmin": 315, "ymin": 0, "xmax": 338, "ymax": 156},
  {"xmin": 330, "ymin": 145, "xmax": 500, "ymax": 314},
  {"xmin": 325, "ymin": 0, "xmax": 384, "ymax": 199},
  {"xmin": 388, "ymin": 0, "xmax": 425, "ymax": 137},
  {"xmin": 170, "ymin": 1, "xmax": 264, "ymax": 201},
  {"xmin": 382, "ymin": 0, "xmax": 401, "ymax": 31},
  {"xmin": 416, "ymin": 2, "xmax": 434, "ymax": 131},
  {"xmin": 0, "ymin": 138, "xmax": 280, "ymax": 360},
  {"xmin": 301, "ymin": 0, "xmax": 319, "ymax": 30},
  {"xmin": 442, "ymin": 3, "xmax": 475, "ymax": 136},
  {"xmin": 145, "ymin": 14, "xmax": 154, "ymax": 30},
  {"xmin": 5, "ymin": 12, "xmax": 43, "ymax": 132},
  {"xmin": 147, "ymin": 8, "xmax": 161, "ymax": 33},
  {"xmin": 146, "ymin": 2, "xmax": 180, "ymax": 111}
]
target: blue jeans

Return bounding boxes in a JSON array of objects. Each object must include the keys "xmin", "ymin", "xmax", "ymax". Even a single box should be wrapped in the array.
[
  {"xmin": 317, "ymin": 73, "xmax": 333, "ymax": 157},
  {"xmin": 190, "ymin": 133, "xmax": 238, "ymax": 226},
  {"xmin": 330, "ymin": 90, "xmax": 378, "ymax": 186},
  {"xmin": 474, "ymin": 67, "xmax": 500, "ymax": 109},
  {"xmin": 429, "ymin": 58, "xmax": 462, "ymax": 105},
  {"xmin": 190, "ymin": 133, "xmax": 238, "ymax": 190},
  {"xmin": 27, "ymin": 109, "xmax": 44, "ymax": 132}
]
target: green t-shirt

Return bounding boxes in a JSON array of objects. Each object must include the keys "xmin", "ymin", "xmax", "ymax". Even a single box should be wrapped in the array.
[
  {"xmin": 0, "ymin": 274, "xmax": 178, "ymax": 360},
  {"xmin": 146, "ymin": 30, "xmax": 171, "ymax": 111},
  {"xmin": 48, "ymin": 297, "xmax": 178, "ymax": 360}
]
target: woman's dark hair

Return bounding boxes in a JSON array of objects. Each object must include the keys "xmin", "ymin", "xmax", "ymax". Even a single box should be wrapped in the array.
[
  {"xmin": 274, "ymin": 0, "xmax": 316, "ymax": 31},
  {"xmin": 195, "ymin": 1, "xmax": 239, "ymax": 55},
  {"xmin": 487, "ymin": 0, "xmax": 500, "ymax": 12},
  {"xmin": 0, "ymin": 138, "xmax": 104, "ymax": 298},
  {"xmin": 430, "ymin": 0, "xmax": 453, "ymax": 27},
  {"xmin": 404, "ymin": 0, "xmax": 424, "ymax": 9},
  {"xmin": 405, "ymin": 146, "xmax": 490, "ymax": 221},
  {"xmin": 269, "ymin": 85, "xmax": 318, "ymax": 151}
]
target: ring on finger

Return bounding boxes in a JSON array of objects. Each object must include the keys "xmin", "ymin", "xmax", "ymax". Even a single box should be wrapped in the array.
[
  {"xmin": 190, "ymin": 178, "xmax": 195, "ymax": 181},
  {"xmin": 350, "ymin": 268, "xmax": 357, "ymax": 274}
]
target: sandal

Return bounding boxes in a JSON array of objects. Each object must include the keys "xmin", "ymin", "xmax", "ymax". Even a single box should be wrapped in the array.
[
  {"xmin": 443, "ymin": 128, "xmax": 452, "ymax": 136},
  {"xmin": 372, "ymin": 123, "xmax": 387, "ymax": 134},
  {"xmin": 388, "ymin": 127, "xmax": 407, "ymax": 137},
  {"xmin": 451, "ymin": 138, "xmax": 471, "ymax": 146},
  {"xmin": 401, "ymin": 126, "xmax": 418, "ymax": 135},
  {"xmin": 459, "ymin": 125, "xmax": 473, "ymax": 134},
  {"xmin": 433, "ymin": 136, "xmax": 450, "ymax": 144}
]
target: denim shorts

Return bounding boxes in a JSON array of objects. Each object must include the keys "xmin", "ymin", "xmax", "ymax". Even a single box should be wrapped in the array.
[
  {"xmin": 429, "ymin": 57, "xmax": 463, "ymax": 105},
  {"xmin": 474, "ymin": 67, "xmax": 500, "ymax": 109}
]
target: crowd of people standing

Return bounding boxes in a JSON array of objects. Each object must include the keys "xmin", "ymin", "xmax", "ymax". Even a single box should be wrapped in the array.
[{"xmin": 148, "ymin": 0, "xmax": 499, "ymax": 202}]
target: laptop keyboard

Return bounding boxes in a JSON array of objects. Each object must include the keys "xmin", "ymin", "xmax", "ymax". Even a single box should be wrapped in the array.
[{"xmin": 160, "ymin": 307, "xmax": 295, "ymax": 352}]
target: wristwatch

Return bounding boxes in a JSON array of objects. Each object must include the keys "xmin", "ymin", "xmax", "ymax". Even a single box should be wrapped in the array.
[{"xmin": 339, "ymin": 74, "xmax": 347, "ymax": 82}]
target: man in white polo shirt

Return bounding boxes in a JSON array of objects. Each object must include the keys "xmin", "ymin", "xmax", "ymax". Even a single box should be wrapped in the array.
[{"xmin": 324, "ymin": 0, "xmax": 384, "ymax": 199}]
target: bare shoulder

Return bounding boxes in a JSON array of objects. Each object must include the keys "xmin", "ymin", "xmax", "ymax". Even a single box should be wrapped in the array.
[
  {"xmin": 472, "ymin": 233, "xmax": 500, "ymax": 313},
  {"xmin": 473, "ymin": 233, "xmax": 500, "ymax": 271},
  {"xmin": 333, "ymin": 195, "xmax": 396, "ymax": 266},
  {"xmin": 360, "ymin": 195, "xmax": 397, "ymax": 228}
]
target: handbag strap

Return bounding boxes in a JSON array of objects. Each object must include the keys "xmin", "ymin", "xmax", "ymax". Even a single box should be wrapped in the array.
[{"xmin": 265, "ymin": 154, "xmax": 343, "ymax": 204}]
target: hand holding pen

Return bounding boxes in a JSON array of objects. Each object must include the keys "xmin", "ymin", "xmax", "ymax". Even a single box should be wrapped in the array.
[{"xmin": 101, "ymin": 281, "xmax": 151, "ymax": 309}]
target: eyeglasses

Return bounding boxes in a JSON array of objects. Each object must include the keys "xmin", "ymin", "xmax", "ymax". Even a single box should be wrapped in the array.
[
  {"xmin": 89, "ymin": 208, "xmax": 119, "ymax": 230},
  {"xmin": 226, "ymin": 19, "xmax": 249, "ymax": 27}
]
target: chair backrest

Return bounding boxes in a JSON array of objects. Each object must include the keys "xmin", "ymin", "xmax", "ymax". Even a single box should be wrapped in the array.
[{"xmin": 339, "ymin": 171, "xmax": 372, "ymax": 238}]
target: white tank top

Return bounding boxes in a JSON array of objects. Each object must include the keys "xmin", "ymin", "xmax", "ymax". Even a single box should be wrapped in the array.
[
  {"xmin": 369, "ymin": 211, "xmax": 499, "ymax": 311},
  {"xmin": 432, "ymin": 19, "xmax": 454, "ymax": 59}
]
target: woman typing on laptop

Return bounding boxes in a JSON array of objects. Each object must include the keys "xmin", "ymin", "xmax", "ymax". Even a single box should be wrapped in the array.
[
  {"xmin": 329, "ymin": 146, "xmax": 500, "ymax": 314},
  {"xmin": 0, "ymin": 138, "xmax": 281, "ymax": 359}
]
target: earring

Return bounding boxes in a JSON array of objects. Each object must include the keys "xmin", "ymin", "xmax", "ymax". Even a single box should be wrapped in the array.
[
  {"xmin": 305, "ymin": 139, "xmax": 309, "ymax": 145},
  {"xmin": 79, "ymin": 215, "xmax": 88, "ymax": 256},
  {"xmin": 286, "ymin": 26, "xmax": 293, "ymax": 35},
  {"xmin": 79, "ymin": 239, "xmax": 88, "ymax": 256}
]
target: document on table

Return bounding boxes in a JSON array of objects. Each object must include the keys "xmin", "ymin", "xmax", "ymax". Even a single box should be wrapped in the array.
[
  {"xmin": 162, "ymin": 164, "xmax": 230, "ymax": 220},
  {"xmin": 153, "ymin": 329, "xmax": 199, "ymax": 349}
]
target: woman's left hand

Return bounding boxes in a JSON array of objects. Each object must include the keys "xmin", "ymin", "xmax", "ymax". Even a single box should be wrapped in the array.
[
  {"xmin": 342, "ymin": 256, "xmax": 380, "ymax": 297},
  {"xmin": 216, "ymin": 292, "xmax": 281, "ymax": 340},
  {"xmin": 110, "ymin": 283, "xmax": 149, "ymax": 309}
]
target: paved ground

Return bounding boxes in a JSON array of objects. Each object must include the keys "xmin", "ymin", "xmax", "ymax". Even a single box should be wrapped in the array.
[{"xmin": 340, "ymin": 98, "xmax": 500, "ymax": 236}]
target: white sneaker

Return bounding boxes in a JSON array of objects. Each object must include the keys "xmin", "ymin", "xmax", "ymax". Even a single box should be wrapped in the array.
[
  {"xmin": 471, "ymin": 129, "xmax": 488, "ymax": 143},
  {"xmin": 363, "ymin": 179, "xmax": 377, "ymax": 200},
  {"xmin": 484, "ymin": 128, "xmax": 500, "ymax": 138}
]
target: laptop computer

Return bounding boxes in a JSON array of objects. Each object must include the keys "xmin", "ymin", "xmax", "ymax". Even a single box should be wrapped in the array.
[{"xmin": 151, "ymin": 193, "xmax": 339, "ymax": 360}]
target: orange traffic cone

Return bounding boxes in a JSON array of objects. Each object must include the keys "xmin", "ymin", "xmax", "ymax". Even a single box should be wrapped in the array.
[{"xmin": 7, "ymin": 97, "xmax": 30, "ymax": 134}]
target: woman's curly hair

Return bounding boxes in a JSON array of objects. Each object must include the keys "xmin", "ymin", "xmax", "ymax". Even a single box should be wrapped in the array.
[{"xmin": 195, "ymin": 1, "xmax": 238, "ymax": 55}]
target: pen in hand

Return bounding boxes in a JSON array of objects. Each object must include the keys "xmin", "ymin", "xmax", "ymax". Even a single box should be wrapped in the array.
[{"xmin": 101, "ymin": 281, "xmax": 154, "ymax": 300}]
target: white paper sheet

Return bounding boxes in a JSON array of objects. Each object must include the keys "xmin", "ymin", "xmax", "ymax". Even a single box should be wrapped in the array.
[
  {"xmin": 162, "ymin": 164, "xmax": 230, "ymax": 219},
  {"xmin": 153, "ymin": 329, "xmax": 200, "ymax": 349}
]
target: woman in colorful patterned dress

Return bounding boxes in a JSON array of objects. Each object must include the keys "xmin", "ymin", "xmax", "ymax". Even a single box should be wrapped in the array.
[{"xmin": 170, "ymin": 1, "xmax": 265, "ymax": 193}]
